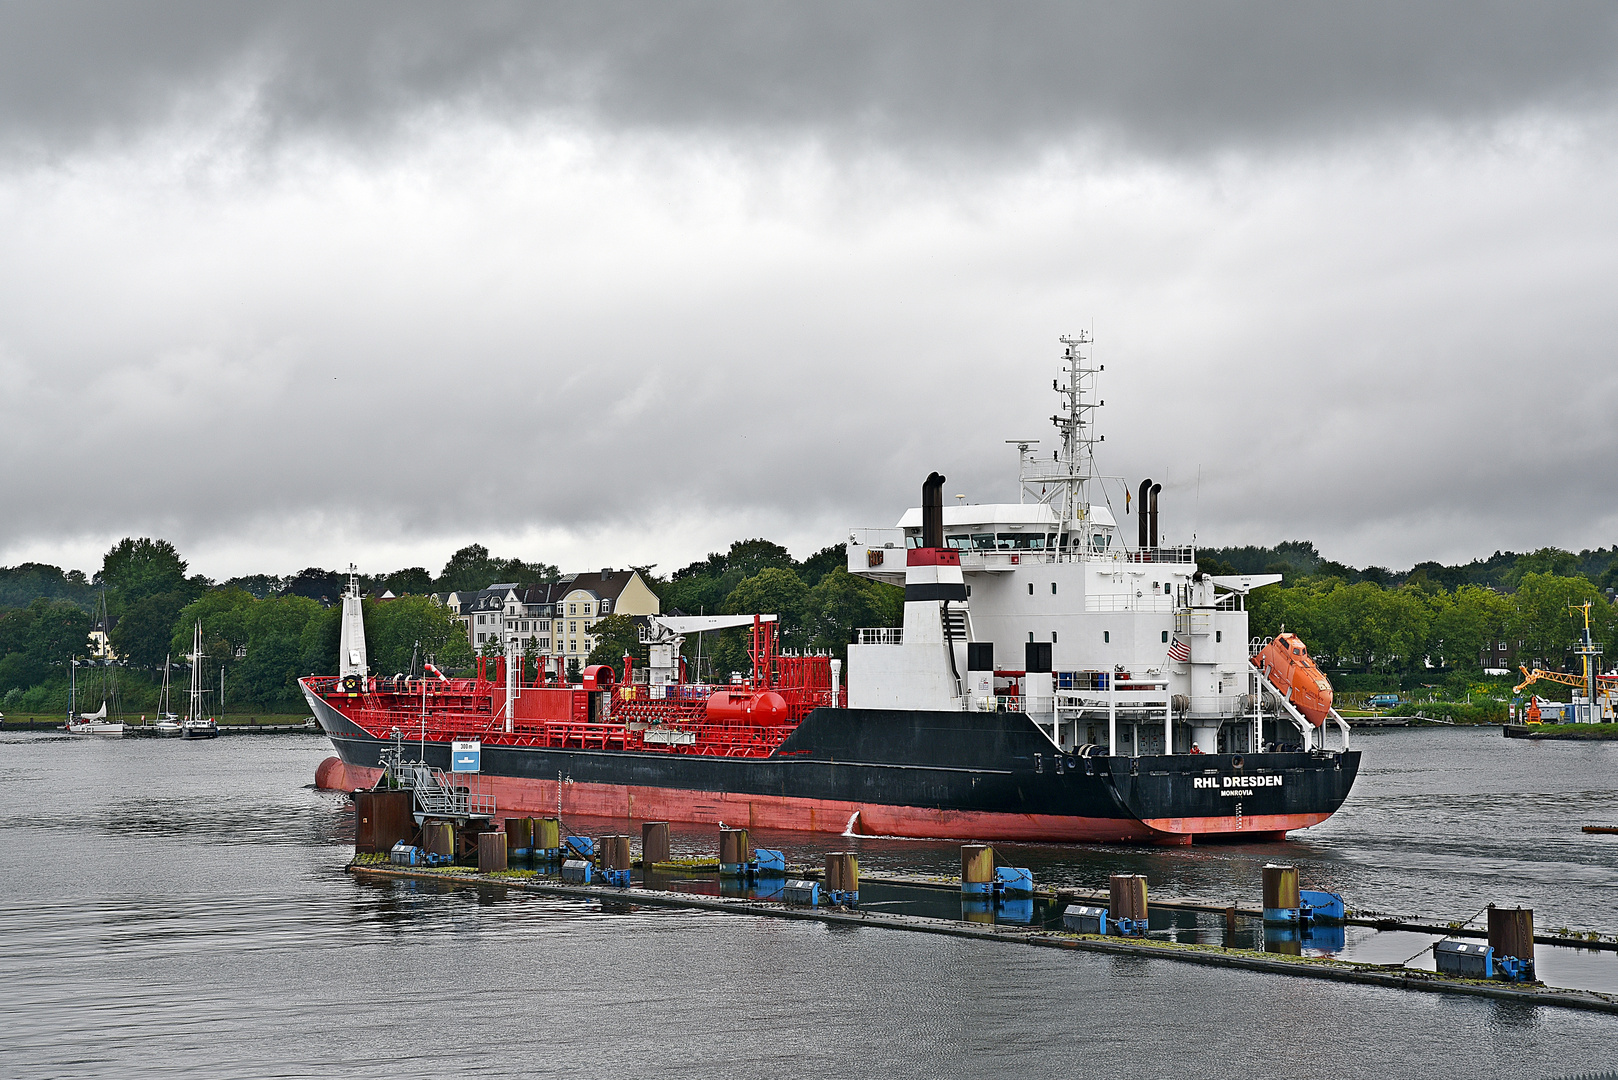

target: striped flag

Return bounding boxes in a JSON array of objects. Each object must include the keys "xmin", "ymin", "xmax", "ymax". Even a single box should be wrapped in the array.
[{"xmin": 1167, "ymin": 635, "xmax": 1191, "ymax": 663}]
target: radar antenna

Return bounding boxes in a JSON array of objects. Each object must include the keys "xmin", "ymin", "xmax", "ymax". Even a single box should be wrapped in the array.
[{"xmin": 1017, "ymin": 333, "xmax": 1101, "ymax": 534}]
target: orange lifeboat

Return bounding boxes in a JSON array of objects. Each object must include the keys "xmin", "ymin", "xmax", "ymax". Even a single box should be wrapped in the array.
[{"xmin": 1251, "ymin": 632, "xmax": 1333, "ymax": 727}]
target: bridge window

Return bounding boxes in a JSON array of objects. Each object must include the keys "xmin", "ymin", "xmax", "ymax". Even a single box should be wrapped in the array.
[
  {"xmin": 972, "ymin": 534, "xmax": 996, "ymax": 550},
  {"xmin": 947, "ymin": 534, "xmax": 971, "ymax": 549}
]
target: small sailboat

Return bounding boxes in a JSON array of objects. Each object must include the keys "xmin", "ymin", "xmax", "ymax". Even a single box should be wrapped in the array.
[
  {"xmin": 65, "ymin": 699, "xmax": 124, "ymax": 736},
  {"xmin": 153, "ymin": 654, "xmax": 182, "ymax": 735},
  {"xmin": 65, "ymin": 595, "xmax": 124, "ymax": 736},
  {"xmin": 181, "ymin": 621, "xmax": 219, "ymax": 740}
]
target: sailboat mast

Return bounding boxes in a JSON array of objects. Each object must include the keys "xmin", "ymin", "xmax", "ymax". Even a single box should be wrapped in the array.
[{"xmin": 189, "ymin": 621, "xmax": 204, "ymax": 723}]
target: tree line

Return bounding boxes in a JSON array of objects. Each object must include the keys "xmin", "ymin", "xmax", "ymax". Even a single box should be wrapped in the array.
[
  {"xmin": 0, "ymin": 538, "xmax": 475, "ymax": 715},
  {"xmin": 5, "ymin": 534, "xmax": 1612, "ymax": 714},
  {"xmin": 1216, "ymin": 542, "xmax": 1616, "ymax": 692}
]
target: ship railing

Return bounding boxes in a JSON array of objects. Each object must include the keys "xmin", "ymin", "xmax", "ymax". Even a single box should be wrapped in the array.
[
  {"xmin": 856, "ymin": 627, "xmax": 904, "ymax": 646},
  {"xmin": 1084, "ymin": 593, "xmax": 1176, "ymax": 613},
  {"xmin": 1127, "ymin": 546, "xmax": 1196, "ymax": 564}
]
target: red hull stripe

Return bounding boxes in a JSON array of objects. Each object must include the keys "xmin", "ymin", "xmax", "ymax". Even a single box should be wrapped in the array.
[
  {"xmin": 1140, "ymin": 813, "xmax": 1330, "ymax": 835},
  {"xmin": 316, "ymin": 757, "xmax": 1300, "ymax": 845}
]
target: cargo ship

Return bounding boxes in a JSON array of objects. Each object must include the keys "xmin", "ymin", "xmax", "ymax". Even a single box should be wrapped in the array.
[{"xmin": 307, "ymin": 334, "xmax": 1360, "ymax": 844}]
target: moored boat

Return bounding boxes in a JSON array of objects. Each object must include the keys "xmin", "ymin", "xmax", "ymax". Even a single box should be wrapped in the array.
[
  {"xmin": 306, "ymin": 335, "xmax": 1360, "ymax": 844},
  {"xmin": 180, "ymin": 622, "xmax": 219, "ymax": 740}
]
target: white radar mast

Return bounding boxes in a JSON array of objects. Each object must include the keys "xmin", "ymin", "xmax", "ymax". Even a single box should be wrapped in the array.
[{"xmin": 1015, "ymin": 333, "xmax": 1100, "ymax": 543}]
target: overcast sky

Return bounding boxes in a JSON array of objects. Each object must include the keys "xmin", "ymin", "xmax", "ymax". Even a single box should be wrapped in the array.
[{"xmin": 3, "ymin": 2, "xmax": 1616, "ymax": 581}]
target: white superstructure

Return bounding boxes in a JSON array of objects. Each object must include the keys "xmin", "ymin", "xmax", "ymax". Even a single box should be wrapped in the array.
[{"xmin": 846, "ymin": 334, "xmax": 1326, "ymax": 757}]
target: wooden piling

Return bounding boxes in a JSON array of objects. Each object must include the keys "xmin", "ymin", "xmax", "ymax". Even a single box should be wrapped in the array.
[
  {"xmin": 535, "ymin": 817, "xmax": 561, "ymax": 852},
  {"xmin": 642, "ymin": 821, "xmax": 671, "ymax": 865},
  {"xmin": 826, "ymin": 852, "xmax": 860, "ymax": 894},
  {"xmin": 506, "ymin": 816, "xmax": 534, "ymax": 853},
  {"xmin": 601, "ymin": 835, "xmax": 632, "ymax": 872},
  {"xmin": 961, "ymin": 845, "xmax": 995, "ymax": 886},
  {"xmin": 719, "ymin": 828, "xmax": 749, "ymax": 867},
  {"xmin": 1488, "ymin": 905, "xmax": 1535, "ymax": 961},
  {"xmin": 423, "ymin": 821, "xmax": 455, "ymax": 859},
  {"xmin": 1262, "ymin": 865, "xmax": 1300, "ymax": 911},
  {"xmin": 477, "ymin": 831, "xmax": 507, "ymax": 873},
  {"xmin": 1109, "ymin": 874, "xmax": 1148, "ymax": 922}
]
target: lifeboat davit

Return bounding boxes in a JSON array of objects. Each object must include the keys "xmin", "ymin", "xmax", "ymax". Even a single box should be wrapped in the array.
[{"xmin": 1251, "ymin": 632, "xmax": 1333, "ymax": 727}]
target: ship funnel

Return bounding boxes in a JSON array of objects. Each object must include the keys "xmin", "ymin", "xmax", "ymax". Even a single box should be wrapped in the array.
[
  {"xmin": 1149, "ymin": 483, "xmax": 1162, "ymax": 550},
  {"xmin": 1137, "ymin": 479, "xmax": 1152, "ymax": 549},
  {"xmin": 922, "ymin": 472, "xmax": 946, "ymax": 550}
]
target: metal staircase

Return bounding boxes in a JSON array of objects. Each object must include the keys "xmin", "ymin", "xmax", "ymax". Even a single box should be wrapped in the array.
[{"xmin": 377, "ymin": 733, "xmax": 496, "ymax": 823}]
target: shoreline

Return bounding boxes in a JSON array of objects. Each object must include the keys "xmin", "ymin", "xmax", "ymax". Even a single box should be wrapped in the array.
[{"xmin": 1503, "ymin": 724, "xmax": 1618, "ymax": 742}]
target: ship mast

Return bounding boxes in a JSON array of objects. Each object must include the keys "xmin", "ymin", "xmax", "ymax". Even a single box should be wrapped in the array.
[{"xmin": 1016, "ymin": 332, "xmax": 1100, "ymax": 543}]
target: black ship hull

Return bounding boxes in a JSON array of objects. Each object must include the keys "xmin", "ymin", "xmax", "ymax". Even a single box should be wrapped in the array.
[{"xmin": 310, "ymin": 696, "xmax": 1359, "ymax": 844}]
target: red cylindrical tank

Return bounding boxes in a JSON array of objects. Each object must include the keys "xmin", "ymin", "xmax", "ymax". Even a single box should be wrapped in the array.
[{"xmin": 706, "ymin": 690, "xmax": 790, "ymax": 725}]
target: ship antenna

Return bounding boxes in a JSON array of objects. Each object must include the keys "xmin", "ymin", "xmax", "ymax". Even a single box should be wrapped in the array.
[{"xmin": 1018, "ymin": 333, "xmax": 1098, "ymax": 538}]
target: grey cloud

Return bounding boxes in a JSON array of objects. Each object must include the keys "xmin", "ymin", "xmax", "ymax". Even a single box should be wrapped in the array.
[{"xmin": 3, "ymin": 2, "xmax": 1618, "ymax": 157}]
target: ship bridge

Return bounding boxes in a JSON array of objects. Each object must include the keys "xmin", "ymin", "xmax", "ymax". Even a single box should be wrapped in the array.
[{"xmin": 849, "ymin": 502, "xmax": 1138, "ymax": 586}]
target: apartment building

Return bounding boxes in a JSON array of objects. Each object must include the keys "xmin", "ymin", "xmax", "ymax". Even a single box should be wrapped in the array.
[{"xmin": 439, "ymin": 569, "xmax": 660, "ymax": 662}]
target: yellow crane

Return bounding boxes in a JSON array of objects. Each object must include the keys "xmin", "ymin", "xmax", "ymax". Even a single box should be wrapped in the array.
[{"xmin": 1512, "ymin": 665, "xmax": 1617, "ymax": 695}]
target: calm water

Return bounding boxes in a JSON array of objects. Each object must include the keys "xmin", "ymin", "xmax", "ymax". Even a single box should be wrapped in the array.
[{"xmin": 3, "ymin": 726, "xmax": 1618, "ymax": 1078}]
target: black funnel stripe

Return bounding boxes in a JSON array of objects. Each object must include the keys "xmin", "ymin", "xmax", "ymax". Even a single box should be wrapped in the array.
[{"xmin": 905, "ymin": 582, "xmax": 968, "ymax": 602}]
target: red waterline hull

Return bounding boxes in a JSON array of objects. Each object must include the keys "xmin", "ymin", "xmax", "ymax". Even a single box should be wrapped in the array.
[{"xmin": 315, "ymin": 756, "xmax": 1301, "ymax": 845}]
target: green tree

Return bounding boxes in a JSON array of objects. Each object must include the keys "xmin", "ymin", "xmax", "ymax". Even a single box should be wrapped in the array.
[
  {"xmin": 235, "ymin": 595, "xmax": 325, "ymax": 706},
  {"xmin": 367, "ymin": 595, "xmax": 473, "ymax": 674},
  {"xmin": 111, "ymin": 590, "xmax": 191, "ymax": 670},
  {"xmin": 0, "ymin": 563, "xmax": 95, "ymax": 610},
  {"xmin": 172, "ymin": 589, "xmax": 256, "ymax": 663},
  {"xmin": 1503, "ymin": 548, "xmax": 1579, "ymax": 587},
  {"xmin": 221, "ymin": 574, "xmax": 283, "ymax": 599},
  {"xmin": 1511, "ymin": 572, "xmax": 1613, "ymax": 667},
  {"xmin": 725, "ymin": 567, "xmax": 811, "ymax": 649},
  {"xmin": 299, "ymin": 605, "xmax": 342, "ymax": 676},
  {"xmin": 101, "ymin": 538, "xmax": 189, "ymax": 610},
  {"xmin": 435, "ymin": 545, "xmax": 560, "ymax": 593},
  {"xmin": 802, "ymin": 567, "xmax": 902, "ymax": 659},
  {"xmin": 798, "ymin": 544, "xmax": 847, "ymax": 587},
  {"xmin": 25, "ymin": 600, "xmax": 95, "ymax": 666},
  {"xmin": 0, "ymin": 599, "xmax": 86, "ymax": 691},
  {"xmin": 585, "ymin": 613, "xmax": 646, "ymax": 679},
  {"xmin": 1427, "ymin": 585, "xmax": 1512, "ymax": 671},
  {"xmin": 381, "ymin": 567, "xmax": 434, "ymax": 595}
]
